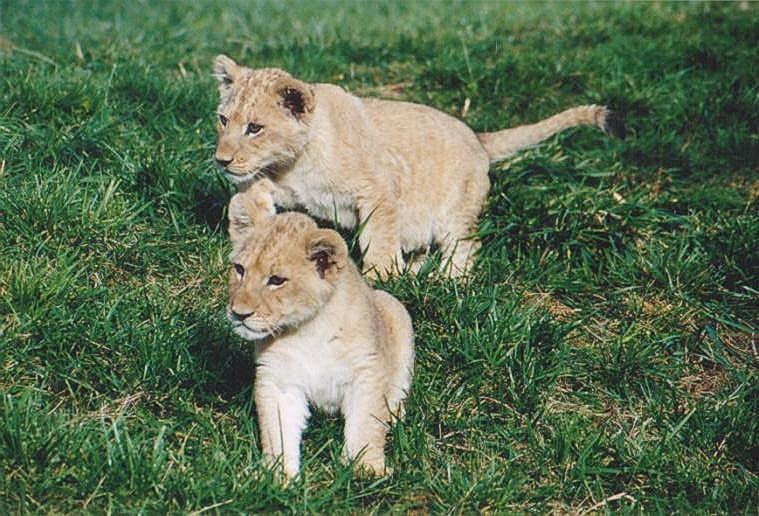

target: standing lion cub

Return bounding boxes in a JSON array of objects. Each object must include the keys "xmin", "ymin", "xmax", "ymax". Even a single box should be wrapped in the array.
[
  {"xmin": 226, "ymin": 194, "xmax": 414, "ymax": 480},
  {"xmin": 213, "ymin": 55, "xmax": 624, "ymax": 278}
]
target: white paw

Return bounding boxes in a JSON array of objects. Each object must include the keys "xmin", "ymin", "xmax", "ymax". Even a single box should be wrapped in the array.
[{"xmin": 228, "ymin": 194, "xmax": 249, "ymax": 219}]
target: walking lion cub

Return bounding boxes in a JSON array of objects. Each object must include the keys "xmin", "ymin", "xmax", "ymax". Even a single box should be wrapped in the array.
[
  {"xmin": 213, "ymin": 55, "xmax": 624, "ymax": 278},
  {"xmin": 226, "ymin": 194, "xmax": 414, "ymax": 480}
]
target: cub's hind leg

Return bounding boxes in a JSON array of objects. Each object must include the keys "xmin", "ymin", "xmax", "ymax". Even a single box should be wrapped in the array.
[
  {"xmin": 436, "ymin": 166, "xmax": 489, "ymax": 278},
  {"xmin": 357, "ymin": 196, "xmax": 405, "ymax": 280}
]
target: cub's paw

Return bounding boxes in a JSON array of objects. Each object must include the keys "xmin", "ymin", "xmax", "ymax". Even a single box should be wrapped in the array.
[
  {"xmin": 362, "ymin": 265, "xmax": 391, "ymax": 282},
  {"xmin": 355, "ymin": 459, "xmax": 393, "ymax": 478},
  {"xmin": 362, "ymin": 254, "xmax": 405, "ymax": 281},
  {"xmin": 228, "ymin": 193, "xmax": 252, "ymax": 227},
  {"xmin": 261, "ymin": 453, "xmax": 297, "ymax": 486},
  {"xmin": 341, "ymin": 447, "xmax": 392, "ymax": 478},
  {"xmin": 228, "ymin": 190, "xmax": 275, "ymax": 242}
]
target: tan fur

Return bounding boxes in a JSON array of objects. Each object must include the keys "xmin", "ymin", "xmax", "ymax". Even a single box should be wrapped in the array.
[
  {"xmin": 227, "ymin": 195, "xmax": 414, "ymax": 480},
  {"xmin": 213, "ymin": 55, "xmax": 624, "ymax": 278}
]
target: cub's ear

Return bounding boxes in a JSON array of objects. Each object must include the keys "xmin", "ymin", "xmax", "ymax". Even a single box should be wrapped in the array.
[
  {"xmin": 213, "ymin": 54, "xmax": 240, "ymax": 91},
  {"xmin": 276, "ymin": 78, "xmax": 315, "ymax": 119},
  {"xmin": 306, "ymin": 229, "xmax": 348, "ymax": 279},
  {"xmin": 228, "ymin": 191, "xmax": 275, "ymax": 244}
]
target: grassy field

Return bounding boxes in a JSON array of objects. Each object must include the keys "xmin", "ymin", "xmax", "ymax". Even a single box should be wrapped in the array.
[{"xmin": 1, "ymin": 0, "xmax": 757, "ymax": 512}]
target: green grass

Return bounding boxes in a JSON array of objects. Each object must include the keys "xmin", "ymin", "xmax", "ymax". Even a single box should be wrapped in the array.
[{"xmin": 1, "ymin": 0, "xmax": 757, "ymax": 512}]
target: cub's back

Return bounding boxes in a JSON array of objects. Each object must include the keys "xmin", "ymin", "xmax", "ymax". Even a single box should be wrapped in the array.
[
  {"xmin": 360, "ymin": 97, "xmax": 489, "ymax": 171},
  {"xmin": 358, "ymin": 96, "xmax": 490, "ymax": 234}
]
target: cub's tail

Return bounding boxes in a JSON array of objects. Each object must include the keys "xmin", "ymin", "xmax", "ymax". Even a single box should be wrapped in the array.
[{"xmin": 476, "ymin": 104, "xmax": 625, "ymax": 164}]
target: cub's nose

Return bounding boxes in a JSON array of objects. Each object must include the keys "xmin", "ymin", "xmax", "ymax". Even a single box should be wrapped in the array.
[
  {"xmin": 215, "ymin": 157, "xmax": 232, "ymax": 168},
  {"xmin": 230, "ymin": 309, "xmax": 253, "ymax": 321}
]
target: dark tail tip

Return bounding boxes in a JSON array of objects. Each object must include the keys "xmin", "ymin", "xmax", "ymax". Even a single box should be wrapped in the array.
[{"xmin": 603, "ymin": 110, "xmax": 626, "ymax": 140}]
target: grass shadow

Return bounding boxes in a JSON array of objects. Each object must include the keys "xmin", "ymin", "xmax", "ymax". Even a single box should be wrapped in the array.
[{"xmin": 183, "ymin": 312, "xmax": 255, "ymax": 403}]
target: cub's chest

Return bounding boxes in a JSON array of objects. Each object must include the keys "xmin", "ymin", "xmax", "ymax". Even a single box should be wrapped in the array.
[
  {"xmin": 283, "ymin": 171, "xmax": 358, "ymax": 229},
  {"xmin": 257, "ymin": 333, "xmax": 356, "ymax": 414},
  {"xmin": 305, "ymin": 356, "xmax": 353, "ymax": 414}
]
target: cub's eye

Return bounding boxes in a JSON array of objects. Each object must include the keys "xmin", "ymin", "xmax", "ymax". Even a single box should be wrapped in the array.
[
  {"xmin": 218, "ymin": 114, "xmax": 228, "ymax": 127},
  {"xmin": 245, "ymin": 123, "xmax": 263, "ymax": 135},
  {"xmin": 267, "ymin": 275, "xmax": 287, "ymax": 286},
  {"xmin": 233, "ymin": 263, "xmax": 245, "ymax": 278}
]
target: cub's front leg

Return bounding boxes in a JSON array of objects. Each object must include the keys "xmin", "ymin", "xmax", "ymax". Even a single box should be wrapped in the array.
[
  {"xmin": 254, "ymin": 377, "xmax": 310, "ymax": 481},
  {"xmin": 357, "ymin": 198, "xmax": 405, "ymax": 280},
  {"xmin": 341, "ymin": 381, "xmax": 392, "ymax": 476}
]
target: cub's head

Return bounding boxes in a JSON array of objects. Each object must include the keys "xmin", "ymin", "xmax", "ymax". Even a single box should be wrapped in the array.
[
  {"xmin": 212, "ymin": 55, "xmax": 315, "ymax": 186},
  {"xmin": 227, "ymin": 211, "xmax": 348, "ymax": 341}
]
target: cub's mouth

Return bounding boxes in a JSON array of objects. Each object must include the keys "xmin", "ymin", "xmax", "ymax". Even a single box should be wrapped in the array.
[
  {"xmin": 223, "ymin": 163, "xmax": 281, "ymax": 186},
  {"xmin": 224, "ymin": 170, "xmax": 261, "ymax": 186},
  {"xmin": 228, "ymin": 317, "xmax": 273, "ymax": 341}
]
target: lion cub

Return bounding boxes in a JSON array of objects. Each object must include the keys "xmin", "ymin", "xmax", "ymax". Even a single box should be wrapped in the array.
[
  {"xmin": 213, "ymin": 55, "xmax": 625, "ymax": 278},
  {"xmin": 226, "ymin": 194, "xmax": 414, "ymax": 480}
]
